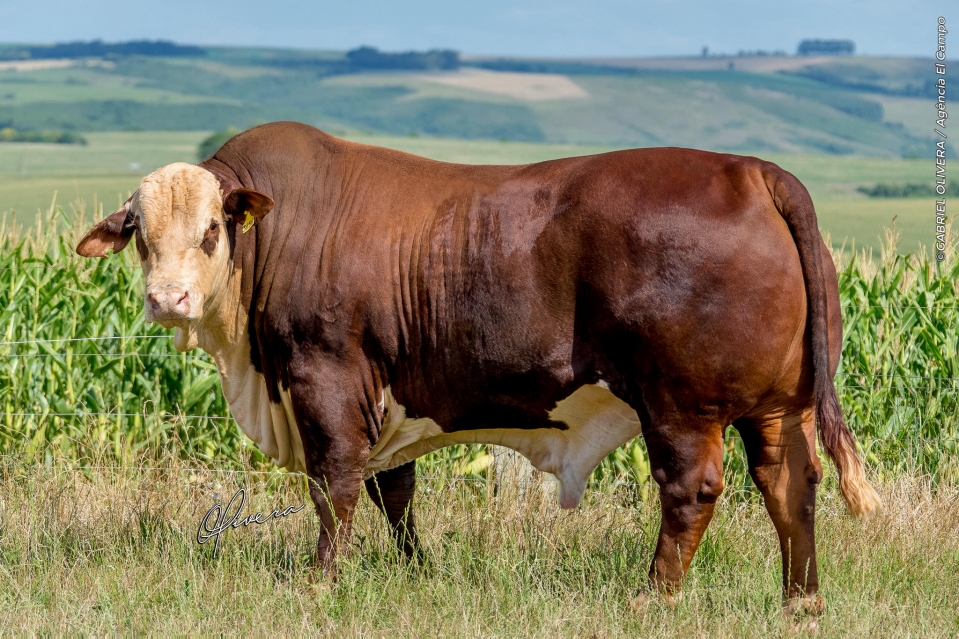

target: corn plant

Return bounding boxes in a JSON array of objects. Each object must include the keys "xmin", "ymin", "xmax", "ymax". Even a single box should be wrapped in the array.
[{"xmin": 1, "ymin": 202, "xmax": 956, "ymax": 486}]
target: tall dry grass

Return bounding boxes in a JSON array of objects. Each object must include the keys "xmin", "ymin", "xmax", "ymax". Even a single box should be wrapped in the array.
[{"xmin": 0, "ymin": 449, "xmax": 956, "ymax": 636}]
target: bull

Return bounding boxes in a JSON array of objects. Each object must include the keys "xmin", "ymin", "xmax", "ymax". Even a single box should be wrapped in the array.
[{"xmin": 76, "ymin": 121, "xmax": 880, "ymax": 614}]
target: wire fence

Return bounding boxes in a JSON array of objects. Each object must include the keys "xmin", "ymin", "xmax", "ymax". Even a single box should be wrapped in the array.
[
  {"xmin": 2, "ymin": 263, "xmax": 959, "ymax": 309},
  {"xmin": 3, "ymin": 332, "xmax": 958, "ymax": 416},
  {"xmin": 2, "ymin": 292, "xmax": 957, "ymax": 482},
  {"xmin": 0, "ymin": 459, "xmax": 762, "ymax": 491},
  {"xmin": 4, "ymin": 333, "xmax": 959, "ymax": 375}
]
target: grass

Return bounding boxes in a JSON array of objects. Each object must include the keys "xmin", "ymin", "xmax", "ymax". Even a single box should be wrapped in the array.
[
  {"xmin": 0, "ymin": 131, "xmax": 208, "ymax": 219},
  {"xmin": 1, "ymin": 452, "xmax": 956, "ymax": 636}
]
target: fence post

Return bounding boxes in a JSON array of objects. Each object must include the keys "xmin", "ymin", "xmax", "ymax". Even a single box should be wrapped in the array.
[{"xmin": 491, "ymin": 445, "xmax": 556, "ymax": 501}]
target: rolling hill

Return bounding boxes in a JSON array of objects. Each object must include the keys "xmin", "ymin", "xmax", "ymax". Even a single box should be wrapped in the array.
[{"xmin": 0, "ymin": 46, "xmax": 939, "ymax": 157}]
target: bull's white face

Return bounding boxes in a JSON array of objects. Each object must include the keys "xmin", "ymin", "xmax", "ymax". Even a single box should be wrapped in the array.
[
  {"xmin": 134, "ymin": 163, "xmax": 230, "ymax": 331},
  {"xmin": 77, "ymin": 162, "xmax": 273, "ymax": 351}
]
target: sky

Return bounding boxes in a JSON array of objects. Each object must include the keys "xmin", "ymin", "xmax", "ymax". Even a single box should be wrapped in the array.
[{"xmin": 0, "ymin": 0, "xmax": 947, "ymax": 58}]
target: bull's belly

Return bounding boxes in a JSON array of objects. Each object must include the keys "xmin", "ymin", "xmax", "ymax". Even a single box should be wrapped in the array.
[
  {"xmin": 366, "ymin": 383, "xmax": 643, "ymax": 509},
  {"xmin": 223, "ymin": 358, "xmax": 642, "ymax": 509}
]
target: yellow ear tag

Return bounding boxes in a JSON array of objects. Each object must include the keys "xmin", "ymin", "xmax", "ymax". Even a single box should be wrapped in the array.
[{"xmin": 241, "ymin": 210, "xmax": 255, "ymax": 233}]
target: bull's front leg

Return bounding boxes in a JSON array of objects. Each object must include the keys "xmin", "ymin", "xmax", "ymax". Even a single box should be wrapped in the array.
[{"xmin": 288, "ymin": 359, "xmax": 373, "ymax": 577}]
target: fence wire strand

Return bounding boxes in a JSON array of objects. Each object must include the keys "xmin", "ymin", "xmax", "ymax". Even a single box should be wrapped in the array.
[
  {"xmin": 2, "ymin": 263, "xmax": 959, "ymax": 309},
  {"xmin": 4, "ymin": 336, "xmax": 958, "ymax": 384},
  {"xmin": 0, "ymin": 460, "xmax": 763, "ymax": 491},
  {"xmin": 2, "ymin": 413, "xmax": 957, "ymax": 449}
]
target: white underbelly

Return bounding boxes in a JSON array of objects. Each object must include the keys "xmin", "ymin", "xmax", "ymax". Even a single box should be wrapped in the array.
[
  {"xmin": 366, "ymin": 383, "xmax": 643, "ymax": 509},
  {"xmin": 220, "ymin": 353, "xmax": 641, "ymax": 509}
]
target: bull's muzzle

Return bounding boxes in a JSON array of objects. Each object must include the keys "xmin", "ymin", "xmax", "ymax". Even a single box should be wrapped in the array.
[{"xmin": 145, "ymin": 284, "xmax": 194, "ymax": 323}]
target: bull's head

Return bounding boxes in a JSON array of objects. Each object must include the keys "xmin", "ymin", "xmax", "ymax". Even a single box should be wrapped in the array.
[{"xmin": 76, "ymin": 162, "xmax": 273, "ymax": 350}]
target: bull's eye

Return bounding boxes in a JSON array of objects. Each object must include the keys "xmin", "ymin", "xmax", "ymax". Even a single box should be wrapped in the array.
[{"xmin": 200, "ymin": 219, "xmax": 220, "ymax": 257}]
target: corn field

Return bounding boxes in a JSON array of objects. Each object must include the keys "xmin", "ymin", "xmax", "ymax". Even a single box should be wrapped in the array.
[{"xmin": 1, "ymin": 202, "xmax": 957, "ymax": 486}]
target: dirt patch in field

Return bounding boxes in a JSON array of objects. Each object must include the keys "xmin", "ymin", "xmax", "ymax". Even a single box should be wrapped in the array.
[
  {"xmin": 0, "ymin": 59, "xmax": 114, "ymax": 72},
  {"xmin": 415, "ymin": 69, "xmax": 589, "ymax": 101}
]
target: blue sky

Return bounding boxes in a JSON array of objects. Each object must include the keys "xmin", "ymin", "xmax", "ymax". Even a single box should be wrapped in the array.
[{"xmin": 0, "ymin": 0, "xmax": 946, "ymax": 57}]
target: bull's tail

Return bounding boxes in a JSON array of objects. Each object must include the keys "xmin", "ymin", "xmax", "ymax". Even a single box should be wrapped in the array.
[{"xmin": 763, "ymin": 165, "xmax": 882, "ymax": 518}]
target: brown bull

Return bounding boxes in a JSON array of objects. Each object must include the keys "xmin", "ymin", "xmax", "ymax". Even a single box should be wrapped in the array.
[{"xmin": 76, "ymin": 121, "xmax": 880, "ymax": 613}]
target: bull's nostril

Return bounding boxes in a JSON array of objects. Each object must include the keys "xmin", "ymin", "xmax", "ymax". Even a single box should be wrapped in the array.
[{"xmin": 145, "ymin": 287, "xmax": 191, "ymax": 317}]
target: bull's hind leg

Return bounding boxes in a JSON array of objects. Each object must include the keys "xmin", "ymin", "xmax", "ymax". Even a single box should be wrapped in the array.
[
  {"xmin": 364, "ymin": 461, "xmax": 419, "ymax": 559},
  {"xmin": 642, "ymin": 416, "xmax": 726, "ymax": 598},
  {"xmin": 736, "ymin": 408, "xmax": 824, "ymax": 616}
]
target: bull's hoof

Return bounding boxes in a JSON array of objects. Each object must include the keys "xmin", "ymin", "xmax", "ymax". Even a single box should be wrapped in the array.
[
  {"xmin": 305, "ymin": 572, "xmax": 333, "ymax": 592},
  {"xmin": 629, "ymin": 592, "xmax": 651, "ymax": 612},
  {"xmin": 785, "ymin": 595, "xmax": 824, "ymax": 633},
  {"xmin": 630, "ymin": 589, "xmax": 682, "ymax": 613},
  {"xmin": 307, "ymin": 558, "xmax": 338, "ymax": 587}
]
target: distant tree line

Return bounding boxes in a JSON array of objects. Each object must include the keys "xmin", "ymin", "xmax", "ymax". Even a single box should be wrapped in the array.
[
  {"xmin": 790, "ymin": 66, "xmax": 953, "ymax": 100},
  {"xmin": 469, "ymin": 59, "xmax": 641, "ymax": 76},
  {"xmin": 797, "ymin": 39, "xmax": 855, "ymax": 56},
  {"xmin": 346, "ymin": 46, "xmax": 459, "ymax": 71},
  {"xmin": 0, "ymin": 40, "xmax": 205, "ymax": 61},
  {"xmin": 251, "ymin": 46, "xmax": 460, "ymax": 74},
  {"xmin": 0, "ymin": 41, "xmax": 459, "ymax": 72},
  {"xmin": 858, "ymin": 182, "xmax": 959, "ymax": 198},
  {"xmin": 0, "ymin": 127, "xmax": 86, "ymax": 144},
  {"xmin": 733, "ymin": 49, "xmax": 788, "ymax": 57}
]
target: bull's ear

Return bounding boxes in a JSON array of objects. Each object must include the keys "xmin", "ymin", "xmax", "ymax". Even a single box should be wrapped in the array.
[
  {"xmin": 76, "ymin": 198, "xmax": 136, "ymax": 258},
  {"xmin": 223, "ymin": 188, "xmax": 274, "ymax": 227}
]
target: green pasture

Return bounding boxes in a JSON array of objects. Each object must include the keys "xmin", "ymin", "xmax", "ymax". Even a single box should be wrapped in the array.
[
  {"xmin": 0, "ymin": 54, "xmax": 932, "ymax": 155},
  {"xmin": 0, "ymin": 131, "xmax": 206, "ymax": 219},
  {"xmin": 0, "ymin": 79, "xmax": 240, "ymax": 106},
  {"xmin": 0, "ymin": 130, "xmax": 942, "ymax": 253}
]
